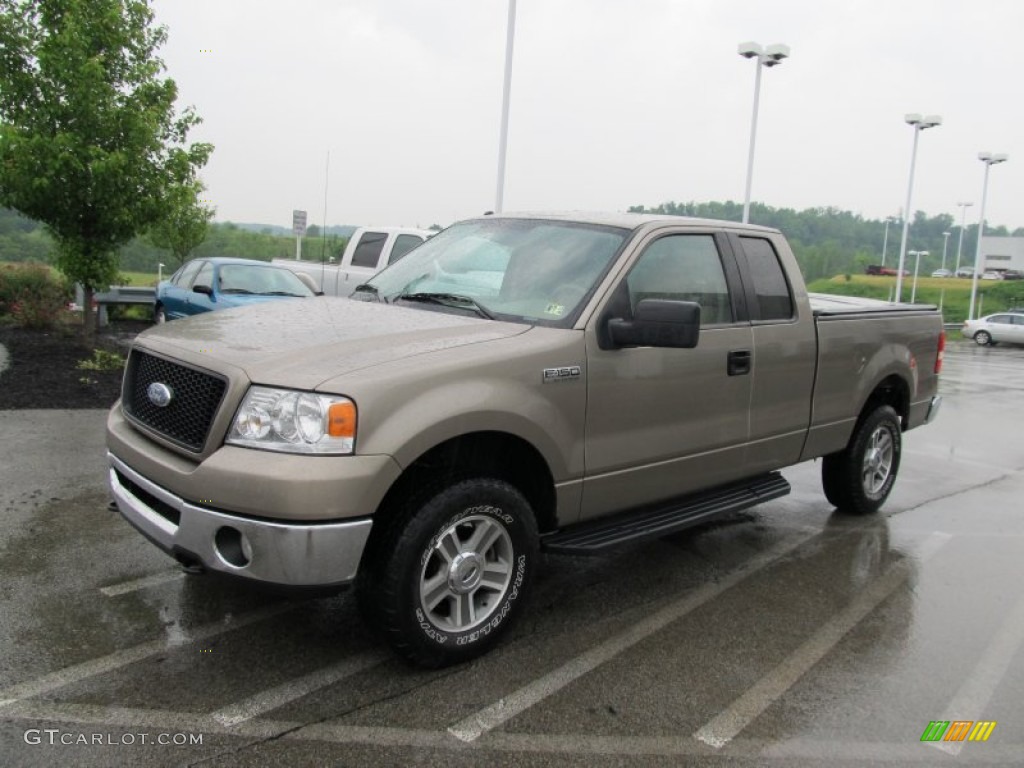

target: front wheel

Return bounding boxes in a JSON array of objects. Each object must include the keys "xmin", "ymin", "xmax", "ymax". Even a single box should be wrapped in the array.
[
  {"xmin": 822, "ymin": 405, "xmax": 902, "ymax": 515},
  {"xmin": 973, "ymin": 330, "xmax": 992, "ymax": 346},
  {"xmin": 356, "ymin": 478, "xmax": 538, "ymax": 668},
  {"xmin": 154, "ymin": 304, "xmax": 167, "ymax": 324}
]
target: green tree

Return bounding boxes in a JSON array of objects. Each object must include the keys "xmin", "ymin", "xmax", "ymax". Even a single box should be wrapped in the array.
[
  {"xmin": 147, "ymin": 179, "xmax": 215, "ymax": 266},
  {"xmin": 0, "ymin": 0, "xmax": 212, "ymax": 336}
]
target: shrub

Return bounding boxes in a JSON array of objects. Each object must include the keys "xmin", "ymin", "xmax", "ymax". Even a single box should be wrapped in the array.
[{"xmin": 0, "ymin": 263, "xmax": 72, "ymax": 329}]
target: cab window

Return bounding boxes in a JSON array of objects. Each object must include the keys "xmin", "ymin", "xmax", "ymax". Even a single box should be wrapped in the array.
[
  {"xmin": 739, "ymin": 237, "xmax": 794, "ymax": 321},
  {"xmin": 389, "ymin": 234, "xmax": 424, "ymax": 264},
  {"xmin": 350, "ymin": 232, "xmax": 388, "ymax": 269},
  {"xmin": 173, "ymin": 261, "xmax": 203, "ymax": 287},
  {"xmin": 625, "ymin": 234, "xmax": 733, "ymax": 326}
]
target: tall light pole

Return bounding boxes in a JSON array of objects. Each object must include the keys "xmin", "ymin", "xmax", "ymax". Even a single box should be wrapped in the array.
[
  {"xmin": 968, "ymin": 152, "xmax": 1009, "ymax": 320},
  {"xmin": 738, "ymin": 41, "xmax": 790, "ymax": 224},
  {"xmin": 909, "ymin": 250, "xmax": 927, "ymax": 303},
  {"xmin": 881, "ymin": 218, "xmax": 891, "ymax": 266},
  {"xmin": 881, "ymin": 215, "xmax": 900, "ymax": 266},
  {"xmin": 940, "ymin": 231, "xmax": 951, "ymax": 271},
  {"xmin": 895, "ymin": 114, "xmax": 941, "ymax": 302},
  {"xmin": 954, "ymin": 201, "xmax": 973, "ymax": 272},
  {"xmin": 494, "ymin": 0, "xmax": 517, "ymax": 213}
]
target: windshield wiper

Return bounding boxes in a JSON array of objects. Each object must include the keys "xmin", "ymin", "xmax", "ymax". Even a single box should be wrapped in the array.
[
  {"xmin": 220, "ymin": 288, "xmax": 255, "ymax": 295},
  {"xmin": 396, "ymin": 292, "xmax": 495, "ymax": 319},
  {"xmin": 259, "ymin": 291, "xmax": 306, "ymax": 297}
]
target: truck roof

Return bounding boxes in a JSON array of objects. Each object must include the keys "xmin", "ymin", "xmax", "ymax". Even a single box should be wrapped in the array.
[{"xmin": 475, "ymin": 210, "xmax": 780, "ymax": 234}]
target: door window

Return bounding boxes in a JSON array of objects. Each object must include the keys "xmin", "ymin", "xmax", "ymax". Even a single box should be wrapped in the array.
[
  {"xmin": 173, "ymin": 261, "xmax": 204, "ymax": 287},
  {"xmin": 625, "ymin": 234, "xmax": 733, "ymax": 325},
  {"xmin": 389, "ymin": 234, "xmax": 424, "ymax": 264},
  {"xmin": 192, "ymin": 262, "xmax": 214, "ymax": 290}
]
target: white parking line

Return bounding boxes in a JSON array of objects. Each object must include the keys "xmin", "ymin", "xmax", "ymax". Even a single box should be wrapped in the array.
[
  {"xmin": 0, "ymin": 603, "xmax": 293, "ymax": 708},
  {"xmin": 928, "ymin": 590, "xmax": 1024, "ymax": 757},
  {"xmin": 212, "ymin": 651, "xmax": 387, "ymax": 727},
  {"xmin": 100, "ymin": 570, "xmax": 185, "ymax": 597},
  {"xmin": 447, "ymin": 527, "xmax": 819, "ymax": 743},
  {"xmin": 694, "ymin": 532, "xmax": 951, "ymax": 748}
]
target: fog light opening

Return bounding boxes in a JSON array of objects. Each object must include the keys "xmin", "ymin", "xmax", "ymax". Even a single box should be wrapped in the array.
[{"xmin": 214, "ymin": 526, "xmax": 252, "ymax": 568}]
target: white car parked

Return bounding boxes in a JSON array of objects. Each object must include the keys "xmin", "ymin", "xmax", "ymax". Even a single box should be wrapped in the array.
[{"xmin": 963, "ymin": 312, "xmax": 1024, "ymax": 346}]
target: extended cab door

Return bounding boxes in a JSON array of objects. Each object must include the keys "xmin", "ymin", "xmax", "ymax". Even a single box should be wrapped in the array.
[
  {"xmin": 726, "ymin": 233, "xmax": 816, "ymax": 472},
  {"xmin": 580, "ymin": 230, "xmax": 753, "ymax": 521}
]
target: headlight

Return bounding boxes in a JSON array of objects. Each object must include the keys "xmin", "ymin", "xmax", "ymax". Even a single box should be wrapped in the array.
[{"xmin": 227, "ymin": 386, "xmax": 356, "ymax": 454}]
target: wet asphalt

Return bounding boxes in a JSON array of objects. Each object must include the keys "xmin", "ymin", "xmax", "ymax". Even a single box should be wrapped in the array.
[{"xmin": 1, "ymin": 341, "xmax": 1023, "ymax": 766}]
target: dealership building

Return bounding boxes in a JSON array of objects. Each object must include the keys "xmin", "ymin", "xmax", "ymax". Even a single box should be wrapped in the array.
[{"xmin": 980, "ymin": 236, "xmax": 1024, "ymax": 273}]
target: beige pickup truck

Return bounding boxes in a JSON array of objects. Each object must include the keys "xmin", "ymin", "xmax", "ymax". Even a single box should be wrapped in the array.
[{"xmin": 107, "ymin": 212, "xmax": 944, "ymax": 667}]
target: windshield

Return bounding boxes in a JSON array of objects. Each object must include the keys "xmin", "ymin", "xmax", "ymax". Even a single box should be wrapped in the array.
[
  {"xmin": 356, "ymin": 218, "xmax": 628, "ymax": 325},
  {"xmin": 218, "ymin": 264, "xmax": 314, "ymax": 296}
]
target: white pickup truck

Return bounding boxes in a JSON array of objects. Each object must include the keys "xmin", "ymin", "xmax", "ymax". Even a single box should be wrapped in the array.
[{"xmin": 275, "ymin": 226, "xmax": 433, "ymax": 296}]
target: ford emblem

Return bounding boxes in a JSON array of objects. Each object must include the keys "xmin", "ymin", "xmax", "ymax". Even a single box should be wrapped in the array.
[{"xmin": 147, "ymin": 382, "xmax": 173, "ymax": 408}]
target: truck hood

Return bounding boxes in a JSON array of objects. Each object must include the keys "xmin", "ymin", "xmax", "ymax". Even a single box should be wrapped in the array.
[{"xmin": 135, "ymin": 298, "xmax": 530, "ymax": 390}]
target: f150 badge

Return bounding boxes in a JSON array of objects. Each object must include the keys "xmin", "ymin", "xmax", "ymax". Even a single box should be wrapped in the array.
[{"xmin": 542, "ymin": 366, "xmax": 582, "ymax": 383}]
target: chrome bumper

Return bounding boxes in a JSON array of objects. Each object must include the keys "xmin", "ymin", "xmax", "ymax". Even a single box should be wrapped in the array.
[
  {"xmin": 924, "ymin": 395, "xmax": 942, "ymax": 424},
  {"xmin": 108, "ymin": 452, "xmax": 372, "ymax": 587}
]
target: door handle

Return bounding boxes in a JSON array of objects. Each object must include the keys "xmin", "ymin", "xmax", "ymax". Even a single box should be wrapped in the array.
[{"xmin": 728, "ymin": 350, "xmax": 751, "ymax": 376}]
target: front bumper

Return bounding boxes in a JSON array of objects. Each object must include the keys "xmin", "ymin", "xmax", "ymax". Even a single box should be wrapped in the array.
[{"xmin": 108, "ymin": 453, "xmax": 372, "ymax": 587}]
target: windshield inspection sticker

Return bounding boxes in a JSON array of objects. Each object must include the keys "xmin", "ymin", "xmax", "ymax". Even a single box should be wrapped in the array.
[{"xmin": 544, "ymin": 303, "xmax": 566, "ymax": 317}]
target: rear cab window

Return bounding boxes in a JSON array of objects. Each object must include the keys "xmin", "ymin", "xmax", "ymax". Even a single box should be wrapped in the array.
[
  {"xmin": 737, "ymin": 236, "xmax": 795, "ymax": 322},
  {"xmin": 350, "ymin": 232, "xmax": 388, "ymax": 268}
]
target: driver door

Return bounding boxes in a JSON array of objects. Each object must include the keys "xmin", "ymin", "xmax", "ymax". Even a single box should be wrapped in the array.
[{"xmin": 580, "ymin": 231, "xmax": 753, "ymax": 521}]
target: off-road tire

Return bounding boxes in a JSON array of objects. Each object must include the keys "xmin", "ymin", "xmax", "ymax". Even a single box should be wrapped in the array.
[
  {"xmin": 822, "ymin": 405, "xmax": 902, "ymax": 515},
  {"xmin": 356, "ymin": 478, "xmax": 538, "ymax": 668}
]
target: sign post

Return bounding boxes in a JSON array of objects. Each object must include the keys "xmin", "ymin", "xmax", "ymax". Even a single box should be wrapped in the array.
[{"xmin": 292, "ymin": 209, "xmax": 307, "ymax": 260}]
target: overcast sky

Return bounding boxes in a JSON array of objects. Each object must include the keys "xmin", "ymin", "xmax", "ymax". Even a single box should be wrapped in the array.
[{"xmin": 151, "ymin": 0, "xmax": 1023, "ymax": 233}]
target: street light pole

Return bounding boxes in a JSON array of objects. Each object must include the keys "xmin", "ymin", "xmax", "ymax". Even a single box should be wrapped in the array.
[
  {"xmin": 940, "ymin": 231, "xmax": 951, "ymax": 271},
  {"xmin": 954, "ymin": 201, "xmax": 973, "ymax": 272},
  {"xmin": 738, "ymin": 42, "xmax": 790, "ymax": 224},
  {"xmin": 909, "ymin": 250, "xmax": 927, "ymax": 303},
  {"xmin": 968, "ymin": 152, "xmax": 1009, "ymax": 320},
  {"xmin": 895, "ymin": 114, "xmax": 941, "ymax": 302},
  {"xmin": 881, "ymin": 218, "xmax": 890, "ymax": 266},
  {"xmin": 494, "ymin": 0, "xmax": 517, "ymax": 213}
]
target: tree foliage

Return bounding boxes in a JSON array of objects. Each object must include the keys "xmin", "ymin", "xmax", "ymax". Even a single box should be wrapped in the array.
[
  {"xmin": 0, "ymin": 0, "xmax": 212, "ymax": 334},
  {"xmin": 146, "ymin": 179, "xmax": 215, "ymax": 266}
]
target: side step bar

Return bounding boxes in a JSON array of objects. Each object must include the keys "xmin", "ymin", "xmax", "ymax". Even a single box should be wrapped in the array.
[{"xmin": 542, "ymin": 472, "xmax": 790, "ymax": 554}]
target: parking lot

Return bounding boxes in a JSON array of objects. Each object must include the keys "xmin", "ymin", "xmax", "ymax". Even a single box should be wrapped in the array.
[{"xmin": 1, "ymin": 341, "xmax": 1023, "ymax": 767}]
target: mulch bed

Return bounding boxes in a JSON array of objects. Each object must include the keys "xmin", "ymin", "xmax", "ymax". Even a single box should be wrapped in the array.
[{"xmin": 0, "ymin": 321, "xmax": 148, "ymax": 410}]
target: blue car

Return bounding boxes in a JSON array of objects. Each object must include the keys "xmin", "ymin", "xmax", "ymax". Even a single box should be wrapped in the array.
[{"xmin": 155, "ymin": 257, "xmax": 316, "ymax": 323}]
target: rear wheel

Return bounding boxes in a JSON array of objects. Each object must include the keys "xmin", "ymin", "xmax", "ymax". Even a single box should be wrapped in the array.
[
  {"xmin": 154, "ymin": 304, "xmax": 166, "ymax": 324},
  {"xmin": 973, "ymin": 330, "xmax": 992, "ymax": 346},
  {"xmin": 356, "ymin": 478, "xmax": 538, "ymax": 668},
  {"xmin": 822, "ymin": 405, "xmax": 902, "ymax": 515}
]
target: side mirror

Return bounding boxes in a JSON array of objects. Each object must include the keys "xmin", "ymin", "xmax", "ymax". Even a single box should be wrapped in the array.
[
  {"xmin": 607, "ymin": 299, "xmax": 700, "ymax": 349},
  {"xmin": 192, "ymin": 284, "xmax": 213, "ymax": 296}
]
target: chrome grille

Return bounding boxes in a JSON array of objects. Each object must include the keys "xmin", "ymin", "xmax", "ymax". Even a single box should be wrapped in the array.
[{"xmin": 123, "ymin": 351, "xmax": 227, "ymax": 452}]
